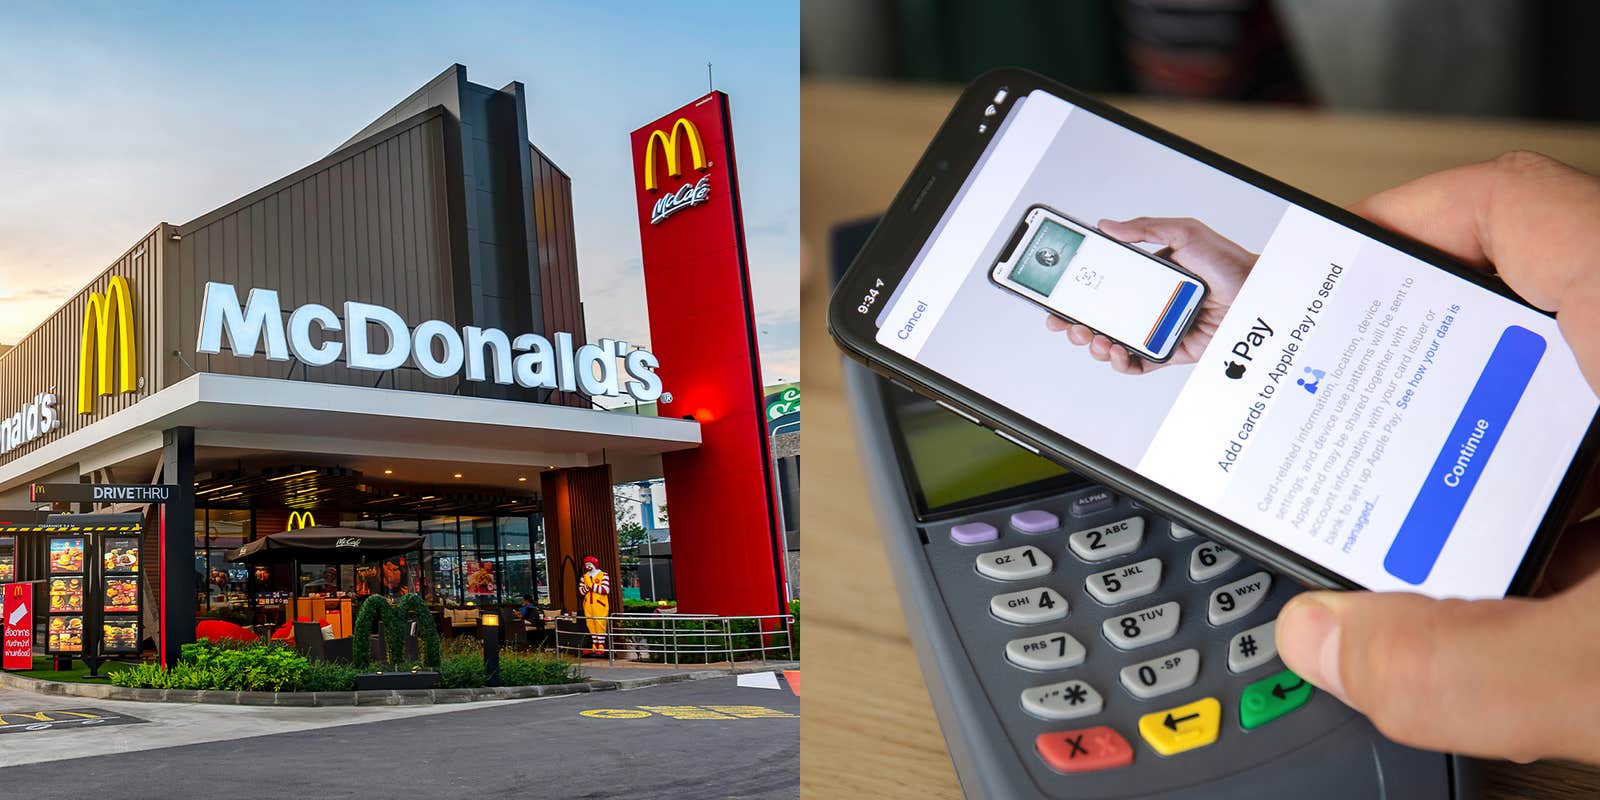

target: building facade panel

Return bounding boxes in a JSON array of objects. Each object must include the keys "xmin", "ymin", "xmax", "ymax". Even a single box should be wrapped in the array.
[{"xmin": 0, "ymin": 227, "xmax": 166, "ymax": 462}]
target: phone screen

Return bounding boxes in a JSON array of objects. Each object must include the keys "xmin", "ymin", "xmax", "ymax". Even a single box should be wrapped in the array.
[
  {"xmin": 871, "ymin": 89, "xmax": 1599, "ymax": 598},
  {"xmin": 994, "ymin": 209, "xmax": 1205, "ymax": 360}
]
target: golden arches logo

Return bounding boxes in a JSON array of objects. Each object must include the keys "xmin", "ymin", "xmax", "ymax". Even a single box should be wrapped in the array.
[
  {"xmin": 78, "ymin": 275, "xmax": 138, "ymax": 415},
  {"xmin": 641, "ymin": 118, "xmax": 708, "ymax": 192},
  {"xmin": 286, "ymin": 511, "xmax": 317, "ymax": 531}
]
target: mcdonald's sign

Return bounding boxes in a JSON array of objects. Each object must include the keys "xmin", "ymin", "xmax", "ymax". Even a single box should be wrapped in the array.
[
  {"xmin": 78, "ymin": 275, "xmax": 139, "ymax": 415},
  {"xmin": 286, "ymin": 511, "xmax": 317, "ymax": 531},
  {"xmin": 628, "ymin": 92, "xmax": 790, "ymax": 616},
  {"xmin": 639, "ymin": 117, "xmax": 712, "ymax": 225}
]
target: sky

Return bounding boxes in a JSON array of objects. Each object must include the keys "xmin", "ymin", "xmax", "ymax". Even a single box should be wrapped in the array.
[{"xmin": 0, "ymin": 1, "xmax": 799, "ymax": 386}]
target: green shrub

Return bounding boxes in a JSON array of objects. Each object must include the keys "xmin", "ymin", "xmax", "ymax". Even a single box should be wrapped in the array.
[
  {"xmin": 500, "ymin": 652, "xmax": 585, "ymax": 686},
  {"xmin": 110, "ymin": 663, "xmax": 169, "ymax": 688},
  {"xmin": 300, "ymin": 661, "xmax": 359, "ymax": 692},
  {"xmin": 789, "ymin": 600, "xmax": 800, "ymax": 660},
  {"xmin": 395, "ymin": 593, "xmax": 442, "ymax": 668},
  {"xmin": 352, "ymin": 594, "xmax": 388, "ymax": 669},
  {"xmin": 438, "ymin": 653, "xmax": 486, "ymax": 689},
  {"xmin": 129, "ymin": 641, "xmax": 308, "ymax": 691}
]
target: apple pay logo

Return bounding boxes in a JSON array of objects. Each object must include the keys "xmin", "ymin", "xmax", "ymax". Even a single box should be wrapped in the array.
[{"xmin": 1223, "ymin": 317, "xmax": 1274, "ymax": 380}]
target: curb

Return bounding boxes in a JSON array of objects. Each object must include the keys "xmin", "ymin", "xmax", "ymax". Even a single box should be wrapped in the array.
[{"xmin": 0, "ymin": 662, "xmax": 799, "ymax": 707}]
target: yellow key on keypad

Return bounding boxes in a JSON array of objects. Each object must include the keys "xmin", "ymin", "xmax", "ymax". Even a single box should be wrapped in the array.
[{"xmin": 1138, "ymin": 697, "xmax": 1221, "ymax": 756}]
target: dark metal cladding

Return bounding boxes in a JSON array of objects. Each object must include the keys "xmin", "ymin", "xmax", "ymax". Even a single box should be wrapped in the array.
[{"xmin": 0, "ymin": 64, "xmax": 591, "ymax": 466}]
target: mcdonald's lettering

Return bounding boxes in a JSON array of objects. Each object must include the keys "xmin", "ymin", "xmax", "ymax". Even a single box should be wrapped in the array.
[
  {"xmin": 640, "ymin": 117, "xmax": 712, "ymax": 225},
  {"xmin": 286, "ymin": 511, "xmax": 317, "ymax": 531},
  {"xmin": 0, "ymin": 393, "xmax": 59, "ymax": 456},
  {"xmin": 79, "ymin": 275, "xmax": 139, "ymax": 415}
]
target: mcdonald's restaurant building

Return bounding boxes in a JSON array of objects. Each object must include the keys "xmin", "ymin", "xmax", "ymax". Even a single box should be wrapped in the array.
[{"xmin": 0, "ymin": 65, "xmax": 790, "ymax": 664}]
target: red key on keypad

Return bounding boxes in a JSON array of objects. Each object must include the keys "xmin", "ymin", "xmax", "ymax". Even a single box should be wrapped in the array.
[{"xmin": 1036, "ymin": 725, "xmax": 1134, "ymax": 773}]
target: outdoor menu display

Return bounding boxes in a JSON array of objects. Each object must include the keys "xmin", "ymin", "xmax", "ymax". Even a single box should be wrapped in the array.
[
  {"xmin": 104, "ymin": 578, "xmax": 139, "ymax": 613},
  {"xmin": 49, "ymin": 577, "xmax": 84, "ymax": 613},
  {"xmin": 43, "ymin": 527, "xmax": 142, "ymax": 659},
  {"xmin": 101, "ymin": 618, "xmax": 139, "ymax": 654},
  {"xmin": 50, "ymin": 537, "xmax": 84, "ymax": 573},
  {"xmin": 46, "ymin": 534, "xmax": 86, "ymax": 654},
  {"xmin": 103, "ymin": 536, "xmax": 139, "ymax": 573}
]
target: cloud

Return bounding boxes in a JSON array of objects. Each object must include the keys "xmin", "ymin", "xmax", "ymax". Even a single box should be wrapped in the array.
[{"xmin": 0, "ymin": 286, "xmax": 73, "ymax": 303}]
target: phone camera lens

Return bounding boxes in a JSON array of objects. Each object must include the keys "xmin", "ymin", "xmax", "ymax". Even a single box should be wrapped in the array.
[{"xmin": 1035, "ymin": 248, "xmax": 1059, "ymax": 267}]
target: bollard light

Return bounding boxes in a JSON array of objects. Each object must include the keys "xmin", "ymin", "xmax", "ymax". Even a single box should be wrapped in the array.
[{"xmin": 482, "ymin": 612, "xmax": 501, "ymax": 687}]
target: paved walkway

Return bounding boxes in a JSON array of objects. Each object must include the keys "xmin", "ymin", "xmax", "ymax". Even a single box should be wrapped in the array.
[{"xmin": 0, "ymin": 676, "xmax": 798, "ymax": 798}]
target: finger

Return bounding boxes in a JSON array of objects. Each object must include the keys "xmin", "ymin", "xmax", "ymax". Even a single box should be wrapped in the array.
[
  {"xmin": 1108, "ymin": 346, "xmax": 1135, "ymax": 374},
  {"xmin": 1067, "ymin": 324, "xmax": 1093, "ymax": 346},
  {"xmin": 1276, "ymin": 588, "xmax": 1595, "ymax": 761},
  {"xmin": 1088, "ymin": 334, "xmax": 1112, "ymax": 361},
  {"xmin": 1044, "ymin": 315, "xmax": 1070, "ymax": 332},
  {"xmin": 1352, "ymin": 152, "xmax": 1600, "ymax": 394},
  {"xmin": 1099, "ymin": 217, "xmax": 1200, "ymax": 249}
]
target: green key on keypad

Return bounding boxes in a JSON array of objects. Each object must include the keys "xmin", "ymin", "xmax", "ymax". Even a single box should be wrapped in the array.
[{"xmin": 1240, "ymin": 669, "xmax": 1313, "ymax": 730}]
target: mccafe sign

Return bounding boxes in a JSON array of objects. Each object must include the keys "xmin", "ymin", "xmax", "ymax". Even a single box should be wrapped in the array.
[
  {"xmin": 641, "ymin": 117, "xmax": 712, "ymax": 225},
  {"xmin": 195, "ymin": 282, "xmax": 664, "ymax": 402}
]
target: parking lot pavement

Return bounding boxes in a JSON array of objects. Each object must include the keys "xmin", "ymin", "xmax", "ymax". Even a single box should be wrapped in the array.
[{"xmin": 0, "ymin": 675, "xmax": 799, "ymax": 799}]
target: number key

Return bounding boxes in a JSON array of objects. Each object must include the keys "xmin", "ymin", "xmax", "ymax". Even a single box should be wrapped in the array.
[
  {"xmin": 1084, "ymin": 557, "xmax": 1161, "ymax": 604},
  {"xmin": 1188, "ymin": 542, "xmax": 1239, "ymax": 581},
  {"xmin": 1006, "ymin": 631, "xmax": 1086, "ymax": 671},
  {"xmin": 976, "ymin": 545, "xmax": 1052, "ymax": 581},
  {"xmin": 1068, "ymin": 517, "xmax": 1144, "ymax": 562},
  {"xmin": 1207, "ymin": 571, "xmax": 1271, "ymax": 625},
  {"xmin": 1102, "ymin": 601, "xmax": 1179, "ymax": 650},
  {"xmin": 1119, "ymin": 648, "xmax": 1199, "ymax": 700},
  {"xmin": 991, "ymin": 587, "xmax": 1069, "ymax": 625}
]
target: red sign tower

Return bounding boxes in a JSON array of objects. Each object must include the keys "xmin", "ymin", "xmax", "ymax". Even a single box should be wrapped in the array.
[{"xmin": 629, "ymin": 93, "xmax": 787, "ymax": 616}]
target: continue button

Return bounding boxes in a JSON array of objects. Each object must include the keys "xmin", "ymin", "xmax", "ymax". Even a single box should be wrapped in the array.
[{"xmin": 1384, "ymin": 325, "xmax": 1546, "ymax": 584}]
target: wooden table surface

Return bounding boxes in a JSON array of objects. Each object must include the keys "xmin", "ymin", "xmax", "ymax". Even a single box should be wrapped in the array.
[{"xmin": 798, "ymin": 79, "xmax": 1600, "ymax": 800}]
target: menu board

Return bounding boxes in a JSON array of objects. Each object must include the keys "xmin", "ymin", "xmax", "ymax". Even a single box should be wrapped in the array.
[
  {"xmin": 48, "ymin": 616, "xmax": 84, "ymax": 653},
  {"xmin": 0, "ymin": 536, "xmax": 14, "ymax": 583},
  {"xmin": 104, "ymin": 578, "xmax": 139, "ymax": 613},
  {"xmin": 102, "ymin": 537, "xmax": 139, "ymax": 573},
  {"xmin": 101, "ymin": 617, "xmax": 139, "ymax": 653},
  {"xmin": 47, "ymin": 533, "xmax": 89, "ymax": 655},
  {"xmin": 49, "ymin": 577, "xmax": 85, "ymax": 613},
  {"xmin": 49, "ymin": 537, "xmax": 85, "ymax": 574}
]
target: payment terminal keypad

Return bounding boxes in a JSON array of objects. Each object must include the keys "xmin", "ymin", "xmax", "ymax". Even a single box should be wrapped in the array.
[{"xmin": 923, "ymin": 484, "xmax": 1361, "ymax": 794}]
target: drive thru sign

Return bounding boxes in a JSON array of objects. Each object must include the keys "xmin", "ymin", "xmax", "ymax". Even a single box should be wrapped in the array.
[{"xmin": 3, "ymin": 583, "xmax": 32, "ymax": 670}]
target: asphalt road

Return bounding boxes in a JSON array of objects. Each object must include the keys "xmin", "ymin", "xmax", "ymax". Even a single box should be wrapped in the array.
[{"xmin": 0, "ymin": 677, "xmax": 798, "ymax": 799}]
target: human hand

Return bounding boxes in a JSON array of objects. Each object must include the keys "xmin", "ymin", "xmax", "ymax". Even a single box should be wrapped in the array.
[
  {"xmin": 1277, "ymin": 151, "xmax": 1600, "ymax": 764},
  {"xmin": 1045, "ymin": 217, "xmax": 1258, "ymax": 374}
]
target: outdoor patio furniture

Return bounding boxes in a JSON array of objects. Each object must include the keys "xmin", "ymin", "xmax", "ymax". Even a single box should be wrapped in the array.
[
  {"xmin": 292, "ymin": 621, "xmax": 326, "ymax": 660},
  {"xmin": 324, "ymin": 636, "xmax": 353, "ymax": 664}
]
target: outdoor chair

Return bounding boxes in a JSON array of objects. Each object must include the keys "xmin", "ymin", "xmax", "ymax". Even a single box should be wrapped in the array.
[
  {"xmin": 292, "ymin": 621, "xmax": 326, "ymax": 661},
  {"xmin": 324, "ymin": 636, "xmax": 353, "ymax": 664}
]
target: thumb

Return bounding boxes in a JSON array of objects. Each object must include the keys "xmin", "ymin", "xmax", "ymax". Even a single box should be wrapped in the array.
[{"xmin": 1276, "ymin": 587, "xmax": 1593, "ymax": 762}]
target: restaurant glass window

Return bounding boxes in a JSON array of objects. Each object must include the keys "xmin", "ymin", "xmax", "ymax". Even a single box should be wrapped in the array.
[
  {"xmin": 195, "ymin": 509, "xmax": 253, "ymax": 615},
  {"xmin": 420, "ymin": 516, "xmax": 461, "ymax": 605},
  {"xmin": 460, "ymin": 516, "xmax": 497, "ymax": 604},
  {"xmin": 499, "ymin": 517, "xmax": 533, "ymax": 605},
  {"xmin": 531, "ymin": 513, "xmax": 548, "ymax": 602}
]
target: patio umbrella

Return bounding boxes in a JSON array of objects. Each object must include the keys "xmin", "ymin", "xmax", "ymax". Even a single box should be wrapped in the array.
[{"xmin": 224, "ymin": 526, "xmax": 424, "ymax": 565}]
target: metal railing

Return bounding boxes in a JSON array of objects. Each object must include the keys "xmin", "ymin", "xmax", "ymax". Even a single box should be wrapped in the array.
[{"xmin": 552, "ymin": 613, "xmax": 795, "ymax": 669}]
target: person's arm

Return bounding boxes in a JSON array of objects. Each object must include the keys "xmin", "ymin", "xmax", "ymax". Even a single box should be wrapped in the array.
[{"xmin": 1278, "ymin": 151, "xmax": 1600, "ymax": 764}]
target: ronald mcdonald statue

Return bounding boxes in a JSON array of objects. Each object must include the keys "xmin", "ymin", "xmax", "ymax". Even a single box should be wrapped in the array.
[{"xmin": 577, "ymin": 555, "xmax": 610, "ymax": 656}]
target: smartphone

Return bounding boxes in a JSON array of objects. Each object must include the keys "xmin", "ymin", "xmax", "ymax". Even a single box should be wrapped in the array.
[
  {"xmin": 991, "ymin": 206, "xmax": 1207, "ymax": 362},
  {"xmin": 829, "ymin": 68, "xmax": 1600, "ymax": 599}
]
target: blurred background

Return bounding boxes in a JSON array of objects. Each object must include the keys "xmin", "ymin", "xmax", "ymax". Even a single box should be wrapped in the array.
[{"xmin": 802, "ymin": 0, "xmax": 1600, "ymax": 121}]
